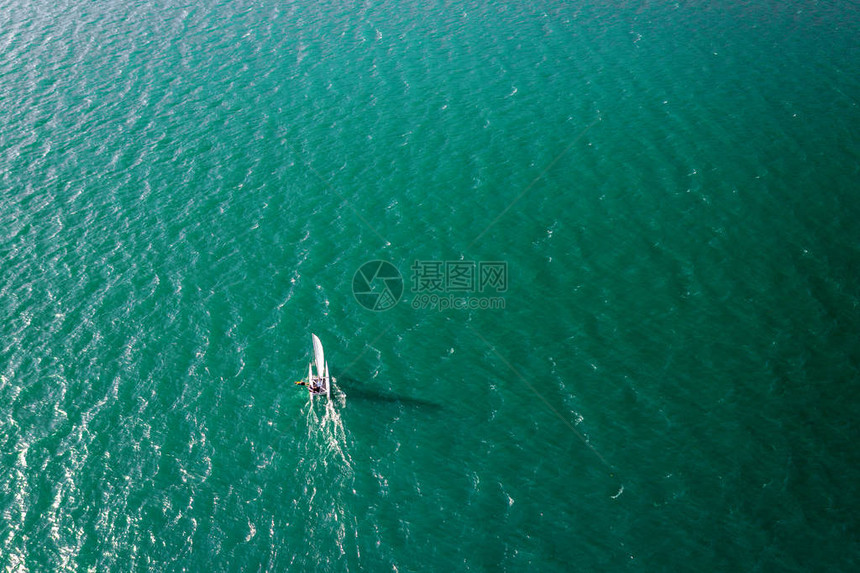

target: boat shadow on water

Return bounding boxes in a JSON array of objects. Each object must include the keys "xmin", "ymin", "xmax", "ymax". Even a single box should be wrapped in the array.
[{"xmin": 335, "ymin": 376, "xmax": 443, "ymax": 411}]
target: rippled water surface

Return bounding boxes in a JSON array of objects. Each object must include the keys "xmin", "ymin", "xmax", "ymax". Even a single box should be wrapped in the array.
[{"xmin": 2, "ymin": 0, "xmax": 859, "ymax": 570}]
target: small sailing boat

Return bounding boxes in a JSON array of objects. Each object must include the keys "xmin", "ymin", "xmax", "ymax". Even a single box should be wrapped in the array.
[{"xmin": 304, "ymin": 333, "xmax": 332, "ymax": 399}]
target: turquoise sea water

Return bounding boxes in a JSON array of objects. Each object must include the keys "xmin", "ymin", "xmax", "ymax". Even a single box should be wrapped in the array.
[{"xmin": 2, "ymin": 0, "xmax": 859, "ymax": 570}]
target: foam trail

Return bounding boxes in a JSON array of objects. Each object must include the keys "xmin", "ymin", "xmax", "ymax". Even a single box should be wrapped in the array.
[{"xmin": 294, "ymin": 390, "xmax": 360, "ymax": 569}]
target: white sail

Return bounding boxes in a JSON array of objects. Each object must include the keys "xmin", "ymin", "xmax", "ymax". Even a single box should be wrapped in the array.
[
  {"xmin": 312, "ymin": 333, "xmax": 325, "ymax": 380},
  {"xmin": 308, "ymin": 362, "xmax": 313, "ymax": 388},
  {"xmin": 325, "ymin": 361, "xmax": 330, "ymax": 399}
]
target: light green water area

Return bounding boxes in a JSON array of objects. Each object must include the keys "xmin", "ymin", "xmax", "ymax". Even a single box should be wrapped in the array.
[{"xmin": 2, "ymin": 0, "xmax": 859, "ymax": 570}]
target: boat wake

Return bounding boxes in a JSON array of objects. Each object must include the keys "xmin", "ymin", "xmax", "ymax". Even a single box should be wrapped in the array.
[
  {"xmin": 293, "ymin": 391, "xmax": 361, "ymax": 569},
  {"xmin": 306, "ymin": 392, "xmax": 352, "ymax": 471}
]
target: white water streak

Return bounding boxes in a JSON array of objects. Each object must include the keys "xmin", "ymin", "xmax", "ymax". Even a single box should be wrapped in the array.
[{"xmin": 297, "ymin": 391, "xmax": 361, "ymax": 568}]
